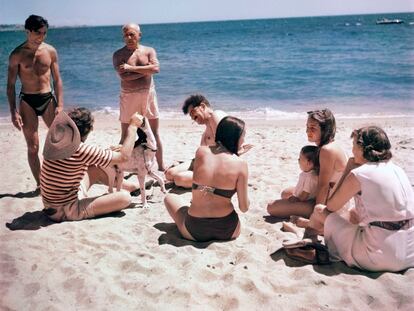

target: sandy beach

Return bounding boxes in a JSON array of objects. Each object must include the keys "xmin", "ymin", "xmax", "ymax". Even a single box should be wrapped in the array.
[{"xmin": 1, "ymin": 113, "xmax": 413, "ymax": 310}]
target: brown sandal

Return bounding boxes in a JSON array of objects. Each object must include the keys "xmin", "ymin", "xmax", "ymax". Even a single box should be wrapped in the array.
[{"xmin": 285, "ymin": 243, "xmax": 330, "ymax": 265}]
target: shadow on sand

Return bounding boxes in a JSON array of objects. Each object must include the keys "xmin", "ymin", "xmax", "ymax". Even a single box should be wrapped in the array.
[
  {"xmin": 270, "ymin": 247, "xmax": 390, "ymax": 279},
  {"xmin": 6, "ymin": 210, "xmax": 126, "ymax": 231},
  {"xmin": 0, "ymin": 189, "xmax": 41, "ymax": 199},
  {"xmin": 154, "ymin": 222, "xmax": 227, "ymax": 249},
  {"xmin": 263, "ymin": 215, "xmax": 288, "ymax": 224}
]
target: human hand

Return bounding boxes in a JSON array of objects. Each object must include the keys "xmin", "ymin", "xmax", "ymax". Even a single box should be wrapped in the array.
[
  {"xmin": 314, "ymin": 204, "xmax": 327, "ymax": 214},
  {"xmin": 119, "ymin": 63, "xmax": 133, "ymax": 73},
  {"xmin": 130, "ymin": 113, "xmax": 144, "ymax": 127},
  {"xmin": 11, "ymin": 110, "xmax": 23, "ymax": 131},
  {"xmin": 238, "ymin": 143, "xmax": 254, "ymax": 155},
  {"xmin": 55, "ymin": 105, "xmax": 63, "ymax": 115}
]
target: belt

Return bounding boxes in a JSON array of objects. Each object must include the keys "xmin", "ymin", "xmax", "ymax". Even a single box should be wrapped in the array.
[{"xmin": 369, "ymin": 219, "xmax": 413, "ymax": 231}]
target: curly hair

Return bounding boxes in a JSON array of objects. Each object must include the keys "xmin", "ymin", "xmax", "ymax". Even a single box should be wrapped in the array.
[
  {"xmin": 307, "ymin": 109, "xmax": 336, "ymax": 146},
  {"xmin": 351, "ymin": 126, "xmax": 392, "ymax": 162},
  {"xmin": 215, "ymin": 116, "xmax": 245, "ymax": 155},
  {"xmin": 68, "ymin": 107, "xmax": 94, "ymax": 139},
  {"xmin": 182, "ymin": 94, "xmax": 210, "ymax": 114}
]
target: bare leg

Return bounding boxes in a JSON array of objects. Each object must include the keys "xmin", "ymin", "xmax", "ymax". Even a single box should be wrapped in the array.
[
  {"xmin": 267, "ymin": 199, "xmax": 314, "ymax": 218},
  {"xmin": 281, "ymin": 222, "xmax": 301, "ymax": 237},
  {"xmin": 164, "ymin": 193, "xmax": 195, "ymax": 240},
  {"xmin": 231, "ymin": 221, "xmax": 241, "ymax": 239},
  {"xmin": 20, "ymin": 102, "xmax": 41, "ymax": 187},
  {"xmin": 41, "ymin": 99, "xmax": 57, "ymax": 127},
  {"xmin": 165, "ymin": 161, "xmax": 190, "ymax": 180},
  {"xmin": 302, "ymin": 208, "xmax": 328, "ymax": 239},
  {"xmin": 84, "ymin": 166, "xmax": 132, "ymax": 216},
  {"xmin": 148, "ymin": 118, "xmax": 165, "ymax": 171},
  {"xmin": 164, "ymin": 161, "xmax": 193, "ymax": 188},
  {"xmin": 290, "ymin": 215, "xmax": 310, "ymax": 228},
  {"xmin": 121, "ymin": 179, "xmax": 140, "ymax": 192},
  {"xmin": 148, "ymin": 170, "xmax": 166, "ymax": 193},
  {"xmin": 173, "ymin": 171, "xmax": 193, "ymax": 188},
  {"xmin": 119, "ymin": 123, "xmax": 129, "ymax": 144}
]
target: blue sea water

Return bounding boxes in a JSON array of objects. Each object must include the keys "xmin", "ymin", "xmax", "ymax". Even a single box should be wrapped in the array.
[{"xmin": 0, "ymin": 13, "xmax": 413, "ymax": 119}]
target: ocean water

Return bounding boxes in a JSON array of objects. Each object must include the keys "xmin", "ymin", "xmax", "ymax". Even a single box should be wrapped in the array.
[{"xmin": 1, "ymin": 13, "xmax": 413, "ymax": 120}]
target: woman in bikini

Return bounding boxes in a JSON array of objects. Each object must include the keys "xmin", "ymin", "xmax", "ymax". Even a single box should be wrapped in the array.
[
  {"xmin": 164, "ymin": 116, "xmax": 249, "ymax": 242},
  {"xmin": 267, "ymin": 109, "xmax": 348, "ymax": 219}
]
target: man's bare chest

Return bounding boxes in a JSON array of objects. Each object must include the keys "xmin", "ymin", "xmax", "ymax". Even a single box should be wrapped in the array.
[
  {"xmin": 20, "ymin": 50, "xmax": 51, "ymax": 76},
  {"xmin": 124, "ymin": 50, "xmax": 149, "ymax": 66}
]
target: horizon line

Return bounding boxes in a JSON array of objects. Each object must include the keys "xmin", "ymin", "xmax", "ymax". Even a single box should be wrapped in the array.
[{"xmin": 1, "ymin": 10, "xmax": 413, "ymax": 28}]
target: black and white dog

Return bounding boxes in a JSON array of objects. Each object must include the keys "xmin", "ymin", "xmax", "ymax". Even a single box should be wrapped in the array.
[{"xmin": 104, "ymin": 117, "xmax": 166, "ymax": 208}]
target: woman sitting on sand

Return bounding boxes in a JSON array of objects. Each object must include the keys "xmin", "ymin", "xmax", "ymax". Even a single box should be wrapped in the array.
[
  {"xmin": 302, "ymin": 126, "xmax": 414, "ymax": 271},
  {"xmin": 267, "ymin": 109, "xmax": 348, "ymax": 219},
  {"xmin": 164, "ymin": 116, "xmax": 249, "ymax": 242}
]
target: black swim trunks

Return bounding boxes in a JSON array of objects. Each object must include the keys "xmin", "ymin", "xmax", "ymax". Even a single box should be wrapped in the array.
[{"xmin": 20, "ymin": 92, "xmax": 56, "ymax": 116}]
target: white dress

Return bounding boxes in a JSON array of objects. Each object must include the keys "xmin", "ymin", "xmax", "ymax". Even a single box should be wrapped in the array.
[
  {"xmin": 324, "ymin": 161, "xmax": 414, "ymax": 272},
  {"xmin": 293, "ymin": 171, "xmax": 318, "ymax": 199}
]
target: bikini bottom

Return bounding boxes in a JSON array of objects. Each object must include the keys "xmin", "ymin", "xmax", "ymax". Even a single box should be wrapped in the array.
[{"xmin": 184, "ymin": 209, "xmax": 239, "ymax": 242}]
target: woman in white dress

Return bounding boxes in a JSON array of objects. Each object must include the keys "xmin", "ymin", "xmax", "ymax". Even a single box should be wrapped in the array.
[{"xmin": 308, "ymin": 126, "xmax": 414, "ymax": 271}]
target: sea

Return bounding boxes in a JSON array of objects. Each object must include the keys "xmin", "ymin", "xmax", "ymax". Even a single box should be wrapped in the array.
[{"xmin": 1, "ymin": 12, "xmax": 413, "ymax": 120}]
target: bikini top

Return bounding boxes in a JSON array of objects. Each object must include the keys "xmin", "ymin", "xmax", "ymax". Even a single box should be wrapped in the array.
[{"xmin": 192, "ymin": 183, "xmax": 236, "ymax": 199}]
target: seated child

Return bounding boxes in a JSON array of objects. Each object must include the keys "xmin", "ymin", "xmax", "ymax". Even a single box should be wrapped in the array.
[{"xmin": 284, "ymin": 145, "xmax": 319, "ymax": 203}]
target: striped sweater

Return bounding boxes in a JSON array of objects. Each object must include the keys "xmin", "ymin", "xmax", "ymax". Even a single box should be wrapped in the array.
[{"xmin": 40, "ymin": 143, "xmax": 113, "ymax": 204}]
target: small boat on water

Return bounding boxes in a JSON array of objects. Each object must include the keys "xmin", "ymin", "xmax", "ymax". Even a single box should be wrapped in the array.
[{"xmin": 376, "ymin": 18, "xmax": 404, "ymax": 25}]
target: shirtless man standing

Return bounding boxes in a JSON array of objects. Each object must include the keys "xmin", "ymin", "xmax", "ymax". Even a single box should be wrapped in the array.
[
  {"xmin": 165, "ymin": 94, "xmax": 228, "ymax": 188},
  {"xmin": 7, "ymin": 15, "xmax": 64, "ymax": 192},
  {"xmin": 113, "ymin": 23, "xmax": 165, "ymax": 171}
]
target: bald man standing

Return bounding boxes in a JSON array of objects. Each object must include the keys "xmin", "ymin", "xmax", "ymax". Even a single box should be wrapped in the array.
[{"xmin": 113, "ymin": 23, "xmax": 165, "ymax": 170}]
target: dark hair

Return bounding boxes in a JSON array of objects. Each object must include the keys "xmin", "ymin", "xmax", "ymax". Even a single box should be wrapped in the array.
[
  {"xmin": 68, "ymin": 107, "xmax": 94, "ymax": 139},
  {"xmin": 215, "ymin": 116, "xmax": 245, "ymax": 155},
  {"xmin": 351, "ymin": 126, "xmax": 392, "ymax": 162},
  {"xmin": 301, "ymin": 145, "xmax": 320, "ymax": 174},
  {"xmin": 182, "ymin": 94, "xmax": 210, "ymax": 114},
  {"xmin": 25, "ymin": 15, "xmax": 49, "ymax": 31},
  {"xmin": 307, "ymin": 108, "xmax": 336, "ymax": 146}
]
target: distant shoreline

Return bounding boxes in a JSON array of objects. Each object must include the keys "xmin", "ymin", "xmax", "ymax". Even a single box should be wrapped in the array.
[{"xmin": 1, "ymin": 11, "xmax": 413, "ymax": 29}]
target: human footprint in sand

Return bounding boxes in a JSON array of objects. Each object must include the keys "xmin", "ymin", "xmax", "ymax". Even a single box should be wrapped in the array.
[
  {"xmin": 164, "ymin": 116, "xmax": 250, "ymax": 242},
  {"xmin": 301, "ymin": 126, "xmax": 414, "ymax": 271},
  {"xmin": 164, "ymin": 94, "xmax": 253, "ymax": 188},
  {"xmin": 40, "ymin": 108, "xmax": 143, "ymax": 222},
  {"xmin": 267, "ymin": 109, "xmax": 348, "ymax": 220}
]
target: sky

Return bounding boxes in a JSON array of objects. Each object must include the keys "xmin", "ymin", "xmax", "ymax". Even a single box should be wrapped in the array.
[{"xmin": 0, "ymin": 0, "xmax": 413, "ymax": 26}]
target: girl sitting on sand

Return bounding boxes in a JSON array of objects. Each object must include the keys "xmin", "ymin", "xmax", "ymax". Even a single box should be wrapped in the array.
[
  {"xmin": 164, "ymin": 116, "xmax": 249, "ymax": 242},
  {"xmin": 279, "ymin": 145, "xmax": 319, "ymax": 203},
  {"xmin": 300, "ymin": 126, "xmax": 414, "ymax": 271},
  {"xmin": 267, "ymin": 109, "xmax": 348, "ymax": 218}
]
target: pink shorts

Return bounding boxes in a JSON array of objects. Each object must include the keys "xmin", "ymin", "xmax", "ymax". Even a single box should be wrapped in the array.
[
  {"xmin": 119, "ymin": 88, "xmax": 159, "ymax": 123},
  {"xmin": 43, "ymin": 180, "xmax": 97, "ymax": 222}
]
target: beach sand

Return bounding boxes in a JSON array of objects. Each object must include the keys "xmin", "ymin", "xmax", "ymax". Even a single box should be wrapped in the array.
[{"xmin": 1, "ymin": 113, "xmax": 413, "ymax": 310}]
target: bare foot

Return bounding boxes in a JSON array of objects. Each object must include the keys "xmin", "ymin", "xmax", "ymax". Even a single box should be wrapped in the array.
[
  {"xmin": 281, "ymin": 221, "xmax": 301, "ymax": 237},
  {"xmin": 303, "ymin": 228, "xmax": 323, "ymax": 242},
  {"xmin": 290, "ymin": 216, "xmax": 310, "ymax": 228}
]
